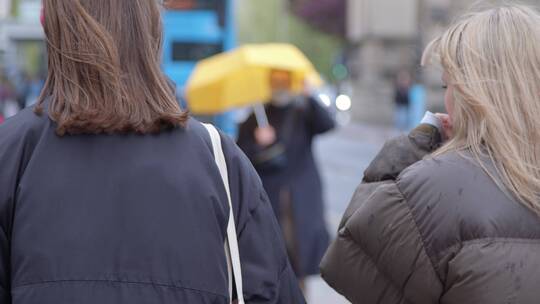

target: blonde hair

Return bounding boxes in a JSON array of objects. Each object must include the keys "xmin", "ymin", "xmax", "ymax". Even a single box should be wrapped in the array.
[{"xmin": 422, "ymin": 4, "xmax": 540, "ymax": 216}]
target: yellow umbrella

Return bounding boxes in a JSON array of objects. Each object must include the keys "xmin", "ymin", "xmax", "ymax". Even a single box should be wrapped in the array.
[{"xmin": 185, "ymin": 43, "xmax": 323, "ymax": 115}]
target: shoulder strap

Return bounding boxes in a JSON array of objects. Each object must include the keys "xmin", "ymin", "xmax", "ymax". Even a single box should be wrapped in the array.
[{"xmin": 203, "ymin": 123, "xmax": 245, "ymax": 304}]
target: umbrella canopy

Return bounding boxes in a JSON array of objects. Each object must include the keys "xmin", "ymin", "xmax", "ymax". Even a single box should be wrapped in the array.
[{"xmin": 185, "ymin": 43, "xmax": 322, "ymax": 115}]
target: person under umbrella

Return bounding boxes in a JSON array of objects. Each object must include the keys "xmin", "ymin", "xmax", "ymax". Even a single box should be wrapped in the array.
[{"xmin": 238, "ymin": 70, "xmax": 335, "ymax": 292}]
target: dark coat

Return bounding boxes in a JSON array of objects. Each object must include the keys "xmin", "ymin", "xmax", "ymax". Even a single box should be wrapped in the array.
[
  {"xmin": 0, "ymin": 105, "xmax": 305, "ymax": 303},
  {"xmin": 321, "ymin": 124, "xmax": 540, "ymax": 304},
  {"xmin": 237, "ymin": 97, "xmax": 335, "ymax": 277}
]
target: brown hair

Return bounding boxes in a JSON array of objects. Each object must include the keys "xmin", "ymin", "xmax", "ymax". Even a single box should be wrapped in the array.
[{"xmin": 37, "ymin": 0, "xmax": 188, "ymax": 135}]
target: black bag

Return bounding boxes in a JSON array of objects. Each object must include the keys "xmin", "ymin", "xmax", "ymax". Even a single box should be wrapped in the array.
[
  {"xmin": 253, "ymin": 141, "xmax": 288, "ymax": 172},
  {"xmin": 253, "ymin": 102, "xmax": 301, "ymax": 173}
]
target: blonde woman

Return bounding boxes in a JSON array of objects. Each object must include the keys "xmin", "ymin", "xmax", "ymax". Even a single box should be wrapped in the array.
[{"xmin": 321, "ymin": 4, "xmax": 540, "ymax": 304}]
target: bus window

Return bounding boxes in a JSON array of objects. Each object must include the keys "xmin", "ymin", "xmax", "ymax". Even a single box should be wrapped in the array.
[{"xmin": 171, "ymin": 42, "xmax": 223, "ymax": 62}]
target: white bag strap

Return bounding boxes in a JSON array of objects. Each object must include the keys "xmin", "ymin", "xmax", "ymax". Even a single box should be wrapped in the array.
[{"xmin": 203, "ymin": 123, "xmax": 245, "ymax": 304}]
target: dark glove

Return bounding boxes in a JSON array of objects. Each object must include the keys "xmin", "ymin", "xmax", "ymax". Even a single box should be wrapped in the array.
[{"xmin": 363, "ymin": 124, "xmax": 442, "ymax": 183}]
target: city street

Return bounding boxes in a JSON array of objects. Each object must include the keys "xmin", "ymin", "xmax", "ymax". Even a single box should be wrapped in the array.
[
  {"xmin": 1, "ymin": 1, "xmax": 539, "ymax": 303},
  {"xmin": 306, "ymin": 122, "xmax": 399, "ymax": 304}
]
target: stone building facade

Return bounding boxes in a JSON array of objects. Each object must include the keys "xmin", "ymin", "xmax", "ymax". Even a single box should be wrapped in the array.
[{"xmin": 346, "ymin": 0, "xmax": 538, "ymax": 125}]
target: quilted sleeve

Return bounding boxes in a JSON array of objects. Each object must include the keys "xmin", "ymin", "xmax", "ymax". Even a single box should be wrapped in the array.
[{"xmin": 320, "ymin": 182, "xmax": 443, "ymax": 304}]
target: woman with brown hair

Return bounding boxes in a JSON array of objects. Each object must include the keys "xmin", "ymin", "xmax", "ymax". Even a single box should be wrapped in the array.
[{"xmin": 0, "ymin": 0, "xmax": 304, "ymax": 303}]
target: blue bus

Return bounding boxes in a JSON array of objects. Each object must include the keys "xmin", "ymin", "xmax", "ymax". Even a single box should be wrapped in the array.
[{"xmin": 162, "ymin": 0, "xmax": 237, "ymax": 135}]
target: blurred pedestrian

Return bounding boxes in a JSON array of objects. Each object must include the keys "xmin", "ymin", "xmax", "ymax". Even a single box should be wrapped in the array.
[
  {"xmin": 0, "ymin": 1, "xmax": 305, "ymax": 303},
  {"xmin": 15, "ymin": 73, "xmax": 44, "ymax": 109},
  {"xmin": 15, "ymin": 73, "xmax": 31, "ymax": 110},
  {"xmin": 237, "ymin": 70, "xmax": 335, "ymax": 292},
  {"xmin": 0, "ymin": 76, "xmax": 19, "ymax": 119},
  {"xmin": 393, "ymin": 70, "xmax": 412, "ymax": 130},
  {"xmin": 321, "ymin": 4, "xmax": 540, "ymax": 304}
]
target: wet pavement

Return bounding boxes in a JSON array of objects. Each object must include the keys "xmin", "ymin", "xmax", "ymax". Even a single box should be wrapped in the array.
[{"xmin": 306, "ymin": 123, "xmax": 399, "ymax": 304}]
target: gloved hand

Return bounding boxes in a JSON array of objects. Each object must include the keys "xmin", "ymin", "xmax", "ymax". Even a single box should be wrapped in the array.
[{"xmin": 363, "ymin": 120, "xmax": 443, "ymax": 183}]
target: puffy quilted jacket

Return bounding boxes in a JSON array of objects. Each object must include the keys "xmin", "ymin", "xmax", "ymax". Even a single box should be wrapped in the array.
[{"xmin": 321, "ymin": 124, "xmax": 540, "ymax": 304}]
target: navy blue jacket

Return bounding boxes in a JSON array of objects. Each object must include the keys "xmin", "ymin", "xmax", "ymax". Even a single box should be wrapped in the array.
[{"xmin": 0, "ymin": 106, "xmax": 305, "ymax": 303}]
